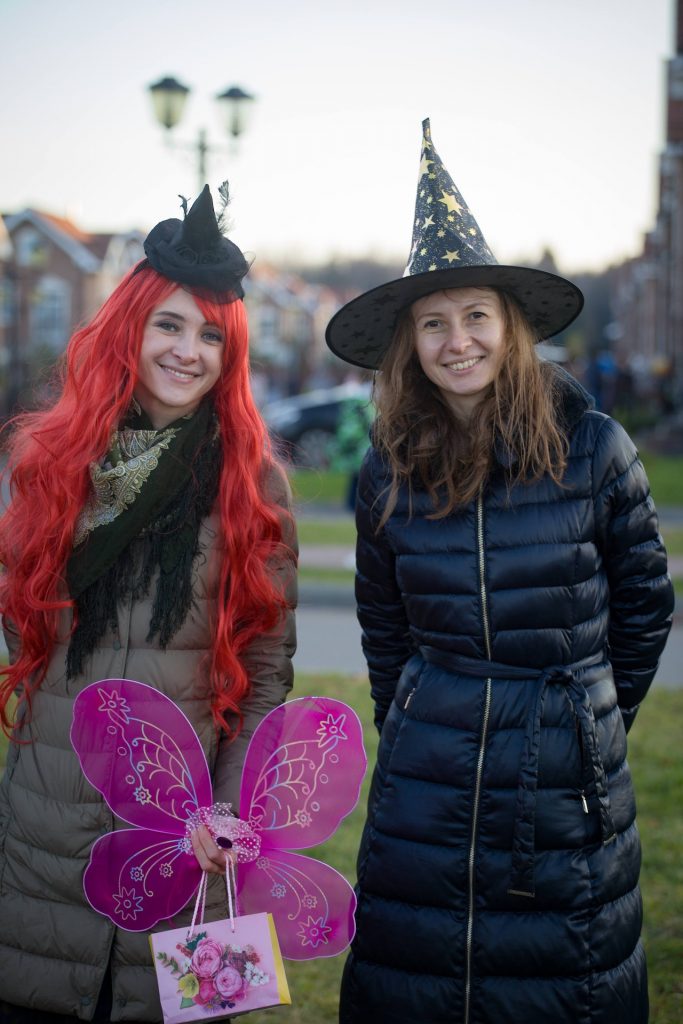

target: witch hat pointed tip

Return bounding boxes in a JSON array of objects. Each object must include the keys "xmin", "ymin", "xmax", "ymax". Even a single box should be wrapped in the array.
[
  {"xmin": 189, "ymin": 184, "xmax": 215, "ymax": 214},
  {"xmin": 142, "ymin": 181, "xmax": 249, "ymax": 300}
]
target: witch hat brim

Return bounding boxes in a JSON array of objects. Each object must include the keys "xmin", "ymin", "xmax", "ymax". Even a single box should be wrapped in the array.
[
  {"xmin": 326, "ymin": 263, "xmax": 584, "ymax": 370},
  {"xmin": 325, "ymin": 118, "xmax": 583, "ymax": 369}
]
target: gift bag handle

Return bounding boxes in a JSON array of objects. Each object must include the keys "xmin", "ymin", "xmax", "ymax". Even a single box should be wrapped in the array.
[{"xmin": 187, "ymin": 857, "xmax": 237, "ymax": 942}]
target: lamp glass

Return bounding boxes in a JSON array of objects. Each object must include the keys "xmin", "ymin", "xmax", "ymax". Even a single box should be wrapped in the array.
[
  {"xmin": 150, "ymin": 83, "xmax": 189, "ymax": 130},
  {"xmin": 216, "ymin": 87, "xmax": 255, "ymax": 138}
]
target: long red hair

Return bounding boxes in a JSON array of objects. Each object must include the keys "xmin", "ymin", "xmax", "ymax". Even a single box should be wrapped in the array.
[{"xmin": 0, "ymin": 266, "xmax": 292, "ymax": 735}]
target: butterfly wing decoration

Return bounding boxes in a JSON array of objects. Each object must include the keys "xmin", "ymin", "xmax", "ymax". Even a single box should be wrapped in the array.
[
  {"xmin": 236, "ymin": 696, "xmax": 367, "ymax": 960},
  {"xmin": 71, "ymin": 678, "xmax": 212, "ymax": 931},
  {"xmin": 71, "ymin": 682, "xmax": 367, "ymax": 959}
]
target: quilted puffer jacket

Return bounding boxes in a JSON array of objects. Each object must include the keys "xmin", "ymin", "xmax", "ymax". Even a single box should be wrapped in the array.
[
  {"xmin": 340, "ymin": 373, "xmax": 673, "ymax": 1024},
  {"xmin": 0, "ymin": 468, "xmax": 297, "ymax": 1022}
]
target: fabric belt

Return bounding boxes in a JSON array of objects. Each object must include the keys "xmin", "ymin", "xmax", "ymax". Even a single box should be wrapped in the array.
[{"xmin": 419, "ymin": 647, "xmax": 616, "ymax": 898}]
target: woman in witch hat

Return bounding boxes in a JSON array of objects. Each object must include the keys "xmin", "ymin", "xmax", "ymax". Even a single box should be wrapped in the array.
[
  {"xmin": 0, "ymin": 184, "xmax": 297, "ymax": 1021},
  {"xmin": 326, "ymin": 120, "xmax": 673, "ymax": 1024}
]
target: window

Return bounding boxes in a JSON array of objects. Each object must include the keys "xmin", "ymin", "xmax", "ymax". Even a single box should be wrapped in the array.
[
  {"xmin": 29, "ymin": 276, "xmax": 72, "ymax": 350},
  {"xmin": 15, "ymin": 226, "xmax": 47, "ymax": 268}
]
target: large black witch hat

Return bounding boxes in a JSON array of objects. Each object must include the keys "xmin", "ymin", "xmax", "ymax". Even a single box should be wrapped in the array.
[
  {"xmin": 325, "ymin": 119, "xmax": 583, "ymax": 369},
  {"xmin": 141, "ymin": 182, "xmax": 249, "ymax": 302}
]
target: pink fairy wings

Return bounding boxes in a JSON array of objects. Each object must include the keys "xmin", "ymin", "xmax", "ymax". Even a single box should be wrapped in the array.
[
  {"xmin": 240, "ymin": 696, "xmax": 365, "ymax": 847},
  {"xmin": 238, "ymin": 696, "xmax": 367, "ymax": 959},
  {"xmin": 70, "ymin": 680, "xmax": 211, "ymax": 931},
  {"xmin": 72, "ymin": 680, "xmax": 213, "ymax": 831},
  {"xmin": 70, "ymin": 680, "xmax": 367, "ymax": 959}
]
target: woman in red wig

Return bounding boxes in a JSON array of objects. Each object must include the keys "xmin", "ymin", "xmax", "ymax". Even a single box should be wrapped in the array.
[{"xmin": 0, "ymin": 185, "xmax": 297, "ymax": 1022}]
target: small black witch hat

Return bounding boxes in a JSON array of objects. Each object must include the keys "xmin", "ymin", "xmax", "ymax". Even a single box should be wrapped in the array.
[
  {"xmin": 141, "ymin": 182, "xmax": 250, "ymax": 302},
  {"xmin": 326, "ymin": 119, "xmax": 583, "ymax": 369}
]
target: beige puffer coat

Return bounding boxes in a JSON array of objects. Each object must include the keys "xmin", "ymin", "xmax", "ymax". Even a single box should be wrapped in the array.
[{"xmin": 0, "ymin": 468, "xmax": 297, "ymax": 1021}]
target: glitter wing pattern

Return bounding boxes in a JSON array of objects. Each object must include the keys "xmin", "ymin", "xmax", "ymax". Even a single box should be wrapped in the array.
[
  {"xmin": 71, "ymin": 681, "xmax": 367, "ymax": 960},
  {"xmin": 237, "ymin": 696, "xmax": 367, "ymax": 959},
  {"xmin": 71, "ymin": 679, "xmax": 212, "ymax": 931}
]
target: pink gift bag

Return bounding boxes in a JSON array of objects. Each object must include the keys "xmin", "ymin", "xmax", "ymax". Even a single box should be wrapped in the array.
[{"xmin": 151, "ymin": 865, "xmax": 291, "ymax": 1022}]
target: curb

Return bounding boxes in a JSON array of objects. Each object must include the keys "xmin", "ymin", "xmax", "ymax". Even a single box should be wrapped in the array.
[
  {"xmin": 299, "ymin": 583, "xmax": 355, "ymax": 608},
  {"xmin": 298, "ymin": 583, "xmax": 683, "ymax": 625}
]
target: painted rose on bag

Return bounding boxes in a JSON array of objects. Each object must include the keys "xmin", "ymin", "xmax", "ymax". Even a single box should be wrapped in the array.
[
  {"xmin": 155, "ymin": 930, "xmax": 271, "ymax": 1014},
  {"xmin": 190, "ymin": 938, "xmax": 224, "ymax": 979},
  {"xmin": 214, "ymin": 965, "xmax": 244, "ymax": 1000}
]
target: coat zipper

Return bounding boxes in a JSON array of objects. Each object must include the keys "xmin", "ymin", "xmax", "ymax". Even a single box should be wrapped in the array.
[
  {"xmin": 562, "ymin": 692, "xmax": 591, "ymax": 816},
  {"xmin": 464, "ymin": 494, "xmax": 493, "ymax": 1024},
  {"xmin": 476, "ymin": 494, "xmax": 492, "ymax": 660}
]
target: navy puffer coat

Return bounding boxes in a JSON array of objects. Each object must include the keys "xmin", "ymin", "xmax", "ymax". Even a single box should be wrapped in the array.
[{"xmin": 340, "ymin": 374, "xmax": 674, "ymax": 1024}]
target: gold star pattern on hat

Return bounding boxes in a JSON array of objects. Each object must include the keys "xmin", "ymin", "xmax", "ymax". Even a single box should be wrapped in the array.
[
  {"xmin": 325, "ymin": 116, "xmax": 584, "ymax": 371},
  {"xmin": 404, "ymin": 118, "xmax": 496, "ymax": 276},
  {"xmin": 438, "ymin": 191, "xmax": 464, "ymax": 216},
  {"xmin": 419, "ymin": 153, "xmax": 434, "ymax": 177}
]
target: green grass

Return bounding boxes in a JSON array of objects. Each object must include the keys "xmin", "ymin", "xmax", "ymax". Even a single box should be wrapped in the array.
[
  {"xmin": 297, "ymin": 520, "xmax": 356, "ymax": 546},
  {"xmin": 288, "ymin": 456, "xmax": 683, "ymax": 512},
  {"xmin": 299, "ymin": 567, "xmax": 355, "ymax": 585},
  {"xmin": 639, "ymin": 454, "xmax": 683, "ymax": 507},
  {"xmin": 661, "ymin": 527, "xmax": 683, "ymax": 556},
  {"xmin": 2, "ymin": 678, "xmax": 680, "ymax": 1021},
  {"xmin": 627, "ymin": 690, "xmax": 683, "ymax": 1023},
  {"xmin": 289, "ymin": 470, "xmax": 348, "ymax": 506}
]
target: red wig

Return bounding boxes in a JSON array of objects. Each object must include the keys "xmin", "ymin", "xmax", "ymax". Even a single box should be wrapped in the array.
[{"xmin": 0, "ymin": 266, "xmax": 292, "ymax": 735}]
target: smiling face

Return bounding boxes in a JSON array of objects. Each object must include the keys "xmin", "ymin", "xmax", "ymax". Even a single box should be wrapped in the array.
[
  {"xmin": 134, "ymin": 289, "xmax": 225, "ymax": 428},
  {"xmin": 412, "ymin": 286, "xmax": 506, "ymax": 419}
]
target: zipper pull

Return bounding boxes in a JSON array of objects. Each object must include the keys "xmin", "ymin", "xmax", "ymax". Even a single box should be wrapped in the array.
[
  {"xmin": 579, "ymin": 790, "xmax": 589, "ymax": 814},
  {"xmin": 404, "ymin": 688, "xmax": 415, "ymax": 710}
]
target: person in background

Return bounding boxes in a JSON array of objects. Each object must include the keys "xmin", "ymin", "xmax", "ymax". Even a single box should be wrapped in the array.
[
  {"xmin": 0, "ymin": 184, "xmax": 297, "ymax": 1023},
  {"xmin": 325, "ymin": 119, "xmax": 673, "ymax": 1024},
  {"xmin": 329, "ymin": 393, "xmax": 375, "ymax": 510}
]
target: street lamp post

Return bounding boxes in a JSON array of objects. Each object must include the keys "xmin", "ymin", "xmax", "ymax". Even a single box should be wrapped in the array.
[{"xmin": 148, "ymin": 76, "xmax": 255, "ymax": 193}]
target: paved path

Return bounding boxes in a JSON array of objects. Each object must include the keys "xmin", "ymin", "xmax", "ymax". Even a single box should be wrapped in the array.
[
  {"xmin": 294, "ymin": 605, "xmax": 683, "ymax": 688},
  {"xmin": 296, "ymin": 505, "xmax": 683, "ymax": 689}
]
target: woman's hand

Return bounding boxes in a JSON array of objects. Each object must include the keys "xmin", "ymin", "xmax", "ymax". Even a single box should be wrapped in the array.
[{"xmin": 190, "ymin": 824, "xmax": 235, "ymax": 875}]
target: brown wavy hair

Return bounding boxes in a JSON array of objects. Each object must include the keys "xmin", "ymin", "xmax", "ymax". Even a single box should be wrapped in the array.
[{"xmin": 373, "ymin": 288, "xmax": 568, "ymax": 525}]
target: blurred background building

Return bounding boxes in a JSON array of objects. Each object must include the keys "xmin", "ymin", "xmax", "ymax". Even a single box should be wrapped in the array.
[
  {"xmin": 2, "ymin": 0, "xmax": 683, "ymax": 452},
  {"xmin": 609, "ymin": 0, "xmax": 683, "ymax": 414},
  {"xmin": 0, "ymin": 209, "xmax": 143, "ymax": 415}
]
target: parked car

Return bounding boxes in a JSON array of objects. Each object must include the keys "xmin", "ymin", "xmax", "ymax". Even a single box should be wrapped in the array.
[{"xmin": 262, "ymin": 382, "xmax": 372, "ymax": 468}]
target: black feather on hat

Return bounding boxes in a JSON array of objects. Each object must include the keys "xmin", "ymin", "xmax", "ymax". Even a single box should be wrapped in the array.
[
  {"xmin": 325, "ymin": 119, "xmax": 584, "ymax": 369},
  {"xmin": 140, "ymin": 182, "xmax": 250, "ymax": 302}
]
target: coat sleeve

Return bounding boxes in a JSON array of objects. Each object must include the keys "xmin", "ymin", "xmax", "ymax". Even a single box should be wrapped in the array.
[
  {"xmin": 355, "ymin": 449, "xmax": 413, "ymax": 732},
  {"xmin": 211, "ymin": 464, "xmax": 298, "ymax": 810},
  {"xmin": 592, "ymin": 416, "xmax": 674, "ymax": 730}
]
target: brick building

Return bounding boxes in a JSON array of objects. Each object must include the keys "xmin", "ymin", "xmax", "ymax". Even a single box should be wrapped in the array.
[
  {"xmin": 0, "ymin": 209, "xmax": 143, "ymax": 414},
  {"xmin": 611, "ymin": 0, "xmax": 683, "ymax": 398}
]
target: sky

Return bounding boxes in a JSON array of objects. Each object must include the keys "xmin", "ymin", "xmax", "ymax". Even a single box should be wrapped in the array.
[{"xmin": 0, "ymin": 0, "xmax": 675, "ymax": 274}]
